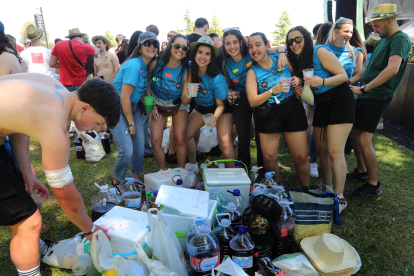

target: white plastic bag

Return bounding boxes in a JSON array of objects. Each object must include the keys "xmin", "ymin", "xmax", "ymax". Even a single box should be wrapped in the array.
[
  {"xmin": 42, "ymin": 233, "xmax": 93, "ymax": 276},
  {"xmin": 271, "ymin": 253, "xmax": 319, "ymax": 276},
  {"xmin": 90, "ymin": 230, "xmax": 115, "ymax": 274},
  {"xmin": 161, "ymin": 128, "xmax": 170, "ymax": 153},
  {"xmin": 133, "ymin": 243, "xmax": 178, "ymax": 276},
  {"xmin": 77, "ymin": 130, "xmax": 106, "ymax": 162},
  {"xmin": 211, "ymin": 257, "xmax": 249, "ymax": 276},
  {"xmin": 145, "ymin": 209, "xmax": 188, "ymax": 276},
  {"xmin": 196, "ymin": 126, "xmax": 218, "ymax": 153},
  {"xmin": 114, "ymin": 255, "xmax": 148, "ymax": 276}
]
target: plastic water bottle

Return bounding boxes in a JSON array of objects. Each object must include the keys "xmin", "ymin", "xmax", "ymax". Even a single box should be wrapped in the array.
[
  {"xmin": 184, "ymin": 171, "xmax": 197, "ymax": 189},
  {"xmin": 230, "ymin": 225, "xmax": 255, "ymax": 275},
  {"xmin": 209, "ymin": 187, "xmax": 227, "ymax": 213},
  {"xmin": 227, "ymin": 189, "xmax": 247, "ymax": 212},
  {"xmin": 249, "ymin": 184, "xmax": 266, "ymax": 202},
  {"xmin": 189, "ymin": 219, "xmax": 220, "ymax": 275},
  {"xmin": 249, "ymin": 166, "xmax": 263, "ymax": 185},
  {"xmin": 172, "ymin": 175, "xmax": 184, "ymax": 188},
  {"xmin": 275, "ymin": 186, "xmax": 289, "ymax": 201},
  {"xmin": 108, "ymin": 188, "xmax": 124, "ymax": 206},
  {"xmin": 122, "ymin": 177, "xmax": 141, "ymax": 209},
  {"xmin": 212, "ymin": 214, "xmax": 236, "ymax": 262},
  {"xmin": 195, "ymin": 163, "xmax": 206, "ymax": 190},
  {"xmin": 91, "ymin": 183, "xmax": 117, "ymax": 221},
  {"xmin": 186, "ymin": 217, "xmax": 208, "ymax": 261},
  {"xmin": 223, "ymin": 202, "xmax": 242, "ymax": 229},
  {"xmin": 273, "ymin": 199, "xmax": 296, "ymax": 257},
  {"xmin": 259, "ymin": 172, "xmax": 278, "ymax": 195}
]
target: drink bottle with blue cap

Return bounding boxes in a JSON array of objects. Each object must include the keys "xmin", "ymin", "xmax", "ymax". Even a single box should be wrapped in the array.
[
  {"xmin": 227, "ymin": 189, "xmax": 247, "ymax": 212},
  {"xmin": 122, "ymin": 177, "xmax": 141, "ymax": 209},
  {"xmin": 212, "ymin": 214, "xmax": 236, "ymax": 262},
  {"xmin": 230, "ymin": 225, "xmax": 255, "ymax": 275},
  {"xmin": 259, "ymin": 172, "xmax": 278, "ymax": 195},
  {"xmin": 209, "ymin": 187, "xmax": 227, "ymax": 213}
]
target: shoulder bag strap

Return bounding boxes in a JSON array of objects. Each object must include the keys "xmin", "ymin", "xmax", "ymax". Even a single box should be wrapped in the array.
[{"xmin": 68, "ymin": 40, "xmax": 85, "ymax": 69}]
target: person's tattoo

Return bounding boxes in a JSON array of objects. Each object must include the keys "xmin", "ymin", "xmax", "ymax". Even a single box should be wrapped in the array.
[
  {"xmin": 124, "ymin": 112, "xmax": 128, "ymax": 117},
  {"xmin": 54, "ymin": 91, "xmax": 64, "ymax": 105}
]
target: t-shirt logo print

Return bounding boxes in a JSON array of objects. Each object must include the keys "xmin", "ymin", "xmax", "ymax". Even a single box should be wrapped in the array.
[
  {"xmin": 201, "ymin": 88, "xmax": 208, "ymax": 95},
  {"xmin": 31, "ymin": 53, "xmax": 44, "ymax": 64},
  {"xmin": 261, "ymin": 81, "xmax": 268, "ymax": 89},
  {"xmin": 175, "ymin": 82, "xmax": 182, "ymax": 89}
]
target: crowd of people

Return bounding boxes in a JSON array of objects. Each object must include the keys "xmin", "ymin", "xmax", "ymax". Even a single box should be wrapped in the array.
[{"xmin": 0, "ymin": 3, "xmax": 412, "ymax": 276}]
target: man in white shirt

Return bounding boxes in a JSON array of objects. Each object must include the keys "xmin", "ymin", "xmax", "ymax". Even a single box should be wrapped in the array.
[{"xmin": 20, "ymin": 25, "xmax": 58, "ymax": 79}]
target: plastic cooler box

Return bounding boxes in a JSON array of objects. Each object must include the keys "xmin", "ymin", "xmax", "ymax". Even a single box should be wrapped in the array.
[
  {"xmin": 155, "ymin": 185, "xmax": 217, "ymax": 250},
  {"xmin": 143, "ymin": 168, "xmax": 188, "ymax": 193},
  {"xmin": 203, "ymin": 168, "xmax": 251, "ymax": 201},
  {"xmin": 94, "ymin": 206, "xmax": 155, "ymax": 261}
]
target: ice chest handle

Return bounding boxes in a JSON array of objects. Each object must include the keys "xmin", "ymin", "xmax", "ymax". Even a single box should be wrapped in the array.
[
  {"xmin": 215, "ymin": 213, "xmax": 230, "ymax": 225},
  {"xmin": 202, "ymin": 159, "xmax": 248, "ymax": 183}
]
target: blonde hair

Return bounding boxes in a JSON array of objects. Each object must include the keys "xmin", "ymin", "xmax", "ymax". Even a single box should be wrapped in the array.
[{"xmin": 326, "ymin": 18, "xmax": 355, "ymax": 67}]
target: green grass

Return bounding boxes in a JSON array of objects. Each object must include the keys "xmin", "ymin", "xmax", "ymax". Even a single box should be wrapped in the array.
[{"xmin": 1, "ymin": 133, "xmax": 413, "ymax": 275}]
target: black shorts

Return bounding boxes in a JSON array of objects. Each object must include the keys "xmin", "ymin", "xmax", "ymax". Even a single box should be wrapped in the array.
[
  {"xmin": 254, "ymin": 96, "xmax": 308, "ymax": 134},
  {"xmin": 189, "ymin": 98, "xmax": 197, "ymax": 113},
  {"xmin": 354, "ymin": 97, "xmax": 392, "ymax": 133},
  {"xmin": 313, "ymin": 82, "xmax": 355, "ymax": 128},
  {"xmin": 0, "ymin": 145, "xmax": 37, "ymax": 226},
  {"xmin": 194, "ymin": 102, "xmax": 234, "ymax": 115}
]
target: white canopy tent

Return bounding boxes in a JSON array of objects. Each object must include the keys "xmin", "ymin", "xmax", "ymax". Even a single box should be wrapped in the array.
[{"xmin": 400, "ymin": 18, "xmax": 414, "ymax": 43}]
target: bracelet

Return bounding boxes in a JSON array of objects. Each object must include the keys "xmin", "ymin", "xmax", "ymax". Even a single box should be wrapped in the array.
[
  {"xmin": 84, "ymin": 223, "xmax": 95, "ymax": 236},
  {"xmin": 126, "ymin": 122, "xmax": 135, "ymax": 134},
  {"xmin": 322, "ymin": 78, "xmax": 325, "ymax": 86}
]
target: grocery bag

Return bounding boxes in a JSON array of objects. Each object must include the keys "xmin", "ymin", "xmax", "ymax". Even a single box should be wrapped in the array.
[
  {"xmin": 77, "ymin": 130, "xmax": 106, "ymax": 162},
  {"xmin": 271, "ymin": 253, "xmax": 319, "ymax": 276},
  {"xmin": 114, "ymin": 256, "xmax": 148, "ymax": 276},
  {"xmin": 42, "ymin": 233, "xmax": 93, "ymax": 276},
  {"xmin": 145, "ymin": 208, "xmax": 188, "ymax": 276},
  {"xmin": 289, "ymin": 189, "xmax": 340, "ymax": 248},
  {"xmin": 196, "ymin": 126, "xmax": 218, "ymax": 153},
  {"xmin": 133, "ymin": 243, "xmax": 178, "ymax": 276},
  {"xmin": 211, "ymin": 257, "xmax": 249, "ymax": 276},
  {"xmin": 90, "ymin": 230, "xmax": 115, "ymax": 274},
  {"xmin": 161, "ymin": 128, "xmax": 170, "ymax": 153}
]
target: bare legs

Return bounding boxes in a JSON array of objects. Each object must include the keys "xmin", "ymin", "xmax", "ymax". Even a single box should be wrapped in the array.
[{"xmin": 217, "ymin": 113, "xmax": 235, "ymax": 168}]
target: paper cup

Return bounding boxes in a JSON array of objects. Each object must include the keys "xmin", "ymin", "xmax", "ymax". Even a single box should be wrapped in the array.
[
  {"xmin": 187, "ymin": 83, "xmax": 198, "ymax": 98},
  {"xmin": 145, "ymin": 96, "xmax": 155, "ymax": 111},
  {"xmin": 202, "ymin": 113, "xmax": 214, "ymax": 130}
]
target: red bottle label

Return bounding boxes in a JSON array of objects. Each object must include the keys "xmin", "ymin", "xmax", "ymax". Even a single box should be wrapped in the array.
[
  {"xmin": 190, "ymin": 254, "xmax": 220, "ymax": 271},
  {"xmin": 279, "ymin": 227, "xmax": 289, "ymax": 237}
]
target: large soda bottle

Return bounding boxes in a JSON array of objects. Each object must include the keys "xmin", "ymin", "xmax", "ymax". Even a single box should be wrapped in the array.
[
  {"xmin": 230, "ymin": 225, "xmax": 255, "ymax": 276},
  {"xmin": 122, "ymin": 177, "xmax": 141, "ymax": 209},
  {"xmin": 184, "ymin": 171, "xmax": 197, "ymax": 189},
  {"xmin": 273, "ymin": 199, "xmax": 296, "ymax": 257},
  {"xmin": 259, "ymin": 172, "xmax": 278, "ymax": 195},
  {"xmin": 91, "ymin": 183, "xmax": 117, "ymax": 222},
  {"xmin": 186, "ymin": 217, "xmax": 208, "ymax": 263},
  {"xmin": 189, "ymin": 218, "xmax": 220, "ymax": 275},
  {"xmin": 249, "ymin": 184, "xmax": 266, "ymax": 202},
  {"xmin": 222, "ymin": 202, "xmax": 242, "ymax": 230},
  {"xmin": 209, "ymin": 187, "xmax": 227, "ymax": 213},
  {"xmin": 227, "ymin": 189, "xmax": 247, "ymax": 212},
  {"xmin": 212, "ymin": 214, "xmax": 237, "ymax": 262}
]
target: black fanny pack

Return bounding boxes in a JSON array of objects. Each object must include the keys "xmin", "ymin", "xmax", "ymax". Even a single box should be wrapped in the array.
[{"xmin": 254, "ymin": 95, "xmax": 296, "ymax": 118}]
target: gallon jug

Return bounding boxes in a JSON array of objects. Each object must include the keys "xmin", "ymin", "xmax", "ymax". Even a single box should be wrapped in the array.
[
  {"xmin": 91, "ymin": 183, "xmax": 117, "ymax": 222},
  {"xmin": 273, "ymin": 199, "xmax": 296, "ymax": 257},
  {"xmin": 223, "ymin": 202, "xmax": 242, "ymax": 229},
  {"xmin": 227, "ymin": 189, "xmax": 247, "ymax": 212},
  {"xmin": 230, "ymin": 225, "xmax": 255, "ymax": 276},
  {"xmin": 209, "ymin": 187, "xmax": 227, "ymax": 213},
  {"xmin": 212, "ymin": 214, "xmax": 236, "ymax": 262},
  {"xmin": 249, "ymin": 166, "xmax": 263, "ymax": 185},
  {"xmin": 122, "ymin": 177, "xmax": 141, "ymax": 209}
]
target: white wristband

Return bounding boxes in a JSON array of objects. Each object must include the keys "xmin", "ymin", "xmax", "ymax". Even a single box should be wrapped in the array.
[{"xmin": 90, "ymin": 223, "xmax": 96, "ymax": 233}]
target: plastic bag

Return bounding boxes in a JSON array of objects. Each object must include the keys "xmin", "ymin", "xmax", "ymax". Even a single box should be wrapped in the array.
[
  {"xmin": 77, "ymin": 130, "xmax": 106, "ymax": 162},
  {"xmin": 114, "ymin": 255, "xmax": 148, "ymax": 276},
  {"xmin": 196, "ymin": 126, "xmax": 218, "ymax": 153},
  {"xmin": 42, "ymin": 233, "xmax": 93, "ymax": 276},
  {"xmin": 133, "ymin": 243, "xmax": 178, "ymax": 276},
  {"xmin": 161, "ymin": 128, "xmax": 170, "ymax": 153},
  {"xmin": 271, "ymin": 253, "xmax": 319, "ymax": 276},
  {"xmin": 90, "ymin": 230, "xmax": 115, "ymax": 274},
  {"xmin": 300, "ymin": 84, "xmax": 314, "ymax": 105},
  {"xmin": 211, "ymin": 257, "xmax": 249, "ymax": 276},
  {"xmin": 145, "ymin": 208, "xmax": 188, "ymax": 276}
]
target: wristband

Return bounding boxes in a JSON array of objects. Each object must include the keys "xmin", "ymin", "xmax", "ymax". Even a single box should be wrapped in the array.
[
  {"xmin": 126, "ymin": 122, "xmax": 135, "ymax": 134},
  {"xmin": 269, "ymin": 88, "xmax": 274, "ymax": 96},
  {"xmin": 322, "ymin": 78, "xmax": 325, "ymax": 86},
  {"xmin": 84, "ymin": 223, "xmax": 95, "ymax": 236}
]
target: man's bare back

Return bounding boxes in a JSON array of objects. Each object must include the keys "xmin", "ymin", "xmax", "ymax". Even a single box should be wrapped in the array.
[{"xmin": 94, "ymin": 51, "xmax": 119, "ymax": 83}]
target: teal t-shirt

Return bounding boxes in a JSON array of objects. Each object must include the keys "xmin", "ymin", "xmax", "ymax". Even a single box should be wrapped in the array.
[
  {"xmin": 251, "ymin": 52, "xmax": 294, "ymax": 104},
  {"xmin": 150, "ymin": 61, "xmax": 187, "ymax": 101},
  {"xmin": 113, "ymin": 57, "xmax": 148, "ymax": 104},
  {"xmin": 360, "ymin": 31, "xmax": 411, "ymax": 100},
  {"xmin": 225, "ymin": 54, "xmax": 254, "ymax": 93},
  {"xmin": 356, "ymin": 46, "xmax": 367, "ymax": 68},
  {"xmin": 194, "ymin": 73, "xmax": 228, "ymax": 107}
]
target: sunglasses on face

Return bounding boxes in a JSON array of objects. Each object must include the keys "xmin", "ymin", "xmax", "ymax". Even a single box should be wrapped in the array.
[
  {"xmin": 143, "ymin": 40, "xmax": 159, "ymax": 48},
  {"xmin": 172, "ymin": 43, "xmax": 189, "ymax": 52},
  {"xmin": 286, "ymin": 36, "xmax": 304, "ymax": 46},
  {"xmin": 223, "ymin": 27, "xmax": 240, "ymax": 33}
]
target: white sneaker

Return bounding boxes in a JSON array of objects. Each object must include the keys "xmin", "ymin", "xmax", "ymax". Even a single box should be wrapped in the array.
[
  {"xmin": 338, "ymin": 196, "xmax": 347, "ymax": 214},
  {"xmin": 310, "ymin": 163, "xmax": 319, "ymax": 178},
  {"xmin": 310, "ymin": 182, "xmax": 334, "ymax": 194},
  {"xmin": 185, "ymin": 163, "xmax": 199, "ymax": 173}
]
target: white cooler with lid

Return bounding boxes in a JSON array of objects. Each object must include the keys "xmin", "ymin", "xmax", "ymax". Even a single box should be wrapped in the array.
[
  {"xmin": 94, "ymin": 206, "xmax": 155, "ymax": 260},
  {"xmin": 203, "ymin": 168, "xmax": 251, "ymax": 201},
  {"xmin": 144, "ymin": 168, "xmax": 188, "ymax": 193},
  {"xmin": 155, "ymin": 185, "xmax": 217, "ymax": 250}
]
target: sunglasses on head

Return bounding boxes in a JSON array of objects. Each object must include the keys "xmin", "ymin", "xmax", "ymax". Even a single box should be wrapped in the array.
[
  {"xmin": 143, "ymin": 40, "xmax": 159, "ymax": 48},
  {"xmin": 286, "ymin": 36, "xmax": 304, "ymax": 46},
  {"xmin": 335, "ymin": 17, "xmax": 353, "ymax": 27},
  {"xmin": 223, "ymin": 27, "xmax": 240, "ymax": 33},
  {"xmin": 172, "ymin": 43, "xmax": 189, "ymax": 52}
]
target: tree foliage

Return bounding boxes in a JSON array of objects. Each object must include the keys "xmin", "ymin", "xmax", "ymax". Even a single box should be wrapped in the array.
[
  {"xmin": 208, "ymin": 13, "xmax": 223, "ymax": 38},
  {"xmin": 271, "ymin": 10, "xmax": 292, "ymax": 46},
  {"xmin": 19, "ymin": 21, "xmax": 51, "ymax": 48},
  {"xmin": 104, "ymin": 30, "xmax": 117, "ymax": 48},
  {"xmin": 176, "ymin": 9, "xmax": 194, "ymax": 36}
]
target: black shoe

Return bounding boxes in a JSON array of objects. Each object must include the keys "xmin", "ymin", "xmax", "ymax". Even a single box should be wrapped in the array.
[
  {"xmin": 196, "ymin": 152, "xmax": 205, "ymax": 161},
  {"xmin": 165, "ymin": 153, "xmax": 178, "ymax": 164},
  {"xmin": 351, "ymin": 182, "xmax": 382, "ymax": 198},
  {"xmin": 144, "ymin": 153, "xmax": 154, "ymax": 158},
  {"xmin": 346, "ymin": 168, "xmax": 368, "ymax": 181}
]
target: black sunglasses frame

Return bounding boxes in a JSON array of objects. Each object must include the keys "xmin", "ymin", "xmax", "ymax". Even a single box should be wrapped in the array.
[
  {"xmin": 286, "ymin": 36, "xmax": 304, "ymax": 46},
  {"xmin": 172, "ymin": 43, "xmax": 189, "ymax": 52},
  {"xmin": 143, "ymin": 40, "xmax": 160, "ymax": 48}
]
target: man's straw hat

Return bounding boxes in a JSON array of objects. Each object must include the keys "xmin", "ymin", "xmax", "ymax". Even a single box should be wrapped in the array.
[
  {"xmin": 26, "ymin": 24, "xmax": 43, "ymax": 40},
  {"xmin": 368, "ymin": 3, "xmax": 402, "ymax": 22},
  {"xmin": 65, "ymin": 28, "xmax": 87, "ymax": 39},
  {"xmin": 91, "ymin": 35, "xmax": 113, "ymax": 49}
]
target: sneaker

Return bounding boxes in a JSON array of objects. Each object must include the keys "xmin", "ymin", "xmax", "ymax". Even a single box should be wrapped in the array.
[
  {"xmin": 337, "ymin": 196, "xmax": 347, "ymax": 213},
  {"xmin": 346, "ymin": 168, "xmax": 368, "ymax": 181},
  {"xmin": 351, "ymin": 182, "xmax": 382, "ymax": 198},
  {"xmin": 310, "ymin": 163, "xmax": 319, "ymax": 178},
  {"xmin": 185, "ymin": 163, "xmax": 199, "ymax": 173},
  {"xmin": 40, "ymin": 239, "xmax": 58, "ymax": 259},
  {"xmin": 310, "ymin": 182, "xmax": 334, "ymax": 194},
  {"xmin": 165, "ymin": 153, "xmax": 178, "ymax": 164}
]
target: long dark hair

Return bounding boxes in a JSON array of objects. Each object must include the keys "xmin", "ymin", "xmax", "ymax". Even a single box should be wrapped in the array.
[
  {"xmin": 222, "ymin": 29, "xmax": 249, "ymax": 89},
  {"xmin": 127, "ymin": 31, "xmax": 143, "ymax": 57},
  {"xmin": 315, "ymin": 22, "xmax": 333, "ymax": 46},
  {"xmin": 190, "ymin": 43, "xmax": 218, "ymax": 82},
  {"xmin": 349, "ymin": 25, "xmax": 367, "ymax": 67},
  {"xmin": 0, "ymin": 32, "xmax": 22, "ymax": 64},
  {"xmin": 153, "ymin": 34, "xmax": 190, "ymax": 87},
  {"xmin": 117, "ymin": 39, "xmax": 129, "ymax": 64},
  {"xmin": 286, "ymin": 26, "xmax": 314, "ymax": 77}
]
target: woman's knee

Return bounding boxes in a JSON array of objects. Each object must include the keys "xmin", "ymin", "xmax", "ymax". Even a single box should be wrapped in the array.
[
  {"xmin": 328, "ymin": 147, "xmax": 343, "ymax": 161},
  {"xmin": 263, "ymin": 153, "xmax": 276, "ymax": 163},
  {"xmin": 175, "ymin": 135, "xmax": 186, "ymax": 148},
  {"xmin": 150, "ymin": 137, "xmax": 162, "ymax": 148}
]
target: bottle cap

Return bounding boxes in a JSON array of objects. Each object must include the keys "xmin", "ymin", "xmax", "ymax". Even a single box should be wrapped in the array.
[
  {"xmin": 109, "ymin": 188, "xmax": 116, "ymax": 194},
  {"xmin": 233, "ymin": 189, "xmax": 241, "ymax": 196},
  {"xmin": 146, "ymin": 191, "xmax": 151, "ymax": 196},
  {"xmin": 154, "ymin": 190, "xmax": 158, "ymax": 196},
  {"xmin": 236, "ymin": 225, "xmax": 248, "ymax": 234},
  {"xmin": 214, "ymin": 187, "xmax": 220, "ymax": 193},
  {"xmin": 218, "ymin": 163, "xmax": 225, "ymax": 168},
  {"xmin": 235, "ymin": 161, "xmax": 240, "ymax": 166},
  {"xmin": 220, "ymin": 219, "xmax": 231, "ymax": 227},
  {"xmin": 177, "ymin": 179, "xmax": 183, "ymax": 185},
  {"xmin": 226, "ymin": 202, "xmax": 236, "ymax": 210},
  {"xmin": 125, "ymin": 177, "xmax": 135, "ymax": 183},
  {"xmin": 265, "ymin": 172, "xmax": 275, "ymax": 179}
]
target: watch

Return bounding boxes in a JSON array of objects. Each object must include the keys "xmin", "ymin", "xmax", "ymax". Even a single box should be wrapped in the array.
[{"xmin": 360, "ymin": 85, "xmax": 366, "ymax": 94}]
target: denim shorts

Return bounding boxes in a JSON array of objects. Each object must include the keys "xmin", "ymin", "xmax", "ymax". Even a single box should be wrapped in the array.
[{"xmin": 153, "ymin": 94, "xmax": 189, "ymax": 112}]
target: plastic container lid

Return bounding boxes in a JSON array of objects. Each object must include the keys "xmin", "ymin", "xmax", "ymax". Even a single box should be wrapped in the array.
[
  {"xmin": 225, "ymin": 202, "xmax": 237, "ymax": 210},
  {"xmin": 221, "ymin": 219, "xmax": 231, "ymax": 227},
  {"xmin": 265, "ymin": 172, "xmax": 275, "ymax": 179},
  {"xmin": 125, "ymin": 177, "xmax": 135, "ymax": 183},
  {"xmin": 233, "ymin": 189, "xmax": 241, "ymax": 196}
]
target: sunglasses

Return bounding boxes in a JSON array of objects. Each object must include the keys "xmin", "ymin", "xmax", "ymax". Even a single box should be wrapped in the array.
[
  {"xmin": 335, "ymin": 17, "xmax": 353, "ymax": 27},
  {"xmin": 286, "ymin": 36, "xmax": 304, "ymax": 46},
  {"xmin": 172, "ymin": 43, "xmax": 189, "ymax": 52},
  {"xmin": 143, "ymin": 40, "xmax": 160, "ymax": 48},
  {"xmin": 223, "ymin": 27, "xmax": 240, "ymax": 33}
]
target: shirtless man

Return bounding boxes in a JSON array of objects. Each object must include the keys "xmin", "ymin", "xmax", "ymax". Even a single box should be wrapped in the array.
[
  {"xmin": 0, "ymin": 74, "xmax": 120, "ymax": 276},
  {"xmin": 92, "ymin": 35, "xmax": 119, "ymax": 83}
]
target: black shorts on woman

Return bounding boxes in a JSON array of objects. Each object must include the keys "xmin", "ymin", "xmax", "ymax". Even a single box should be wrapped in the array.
[{"xmin": 194, "ymin": 102, "xmax": 234, "ymax": 115}]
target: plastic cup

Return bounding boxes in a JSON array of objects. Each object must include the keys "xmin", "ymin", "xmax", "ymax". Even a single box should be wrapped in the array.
[
  {"xmin": 232, "ymin": 90, "xmax": 240, "ymax": 105},
  {"xmin": 303, "ymin": 68, "xmax": 314, "ymax": 77},
  {"xmin": 202, "ymin": 113, "xmax": 214, "ymax": 130},
  {"xmin": 145, "ymin": 96, "xmax": 155, "ymax": 111},
  {"xmin": 187, "ymin": 83, "xmax": 198, "ymax": 98}
]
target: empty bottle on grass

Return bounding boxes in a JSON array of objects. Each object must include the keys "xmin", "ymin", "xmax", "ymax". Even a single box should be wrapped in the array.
[
  {"xmin": 227, "ymin": 189, "xmax": 247, "ymax": 212},
  {"xmin": 212, "ymin": 214, "xmax": 236, "ymax": 262},
  {"xmin": 273, "ymin": 199, "xmax": 296, "ymax": 257},
  {"xmin": 230, "ymin": 225, "xmax": 255, "ymax": 276},
  {"xmin": 122, "ymin": 177, "xmax": 141, "ymax": 209},
  {"xmin": 249, "ymin": 166, "xmax": 263, "ymax": 184}
]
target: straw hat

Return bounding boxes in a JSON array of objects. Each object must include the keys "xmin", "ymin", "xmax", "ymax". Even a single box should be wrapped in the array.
[
  {"xmin": 365, "ymin": 34, "xmax": 380, "ymax": 45},
  {"xmin": 82, "ymin": 35, "xmax": 90, "ymax": 44},
  {"xmin": 190, "ymin": 36, "xmax": 221, "ymax": 57},
  {"xmin": 301, "ymin": 233, "xmax": 357, "ymax": 274},
  {"xmin": 368, "ymin": 4, "xmax": 402, "ymax": 22},
  {"xmin": 91, "ymin": 35, "xmax": 112, "ymax": 49},
  {"xmin": 26, "ymin": 24, "xmax": 43, "ymax": 40},
  {"xmin": 65, "ymin": 28, "xmax": 87, "ymax": 38}
]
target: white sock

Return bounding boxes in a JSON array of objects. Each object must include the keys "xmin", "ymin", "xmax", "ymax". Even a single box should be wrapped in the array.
[
  {"xmin": 338, "ymin": 193, "xmax": 344, "ymax": 198},
  {"xmin": 17, "ymin": 263, "xmax": 41, "ymax": 276}
]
